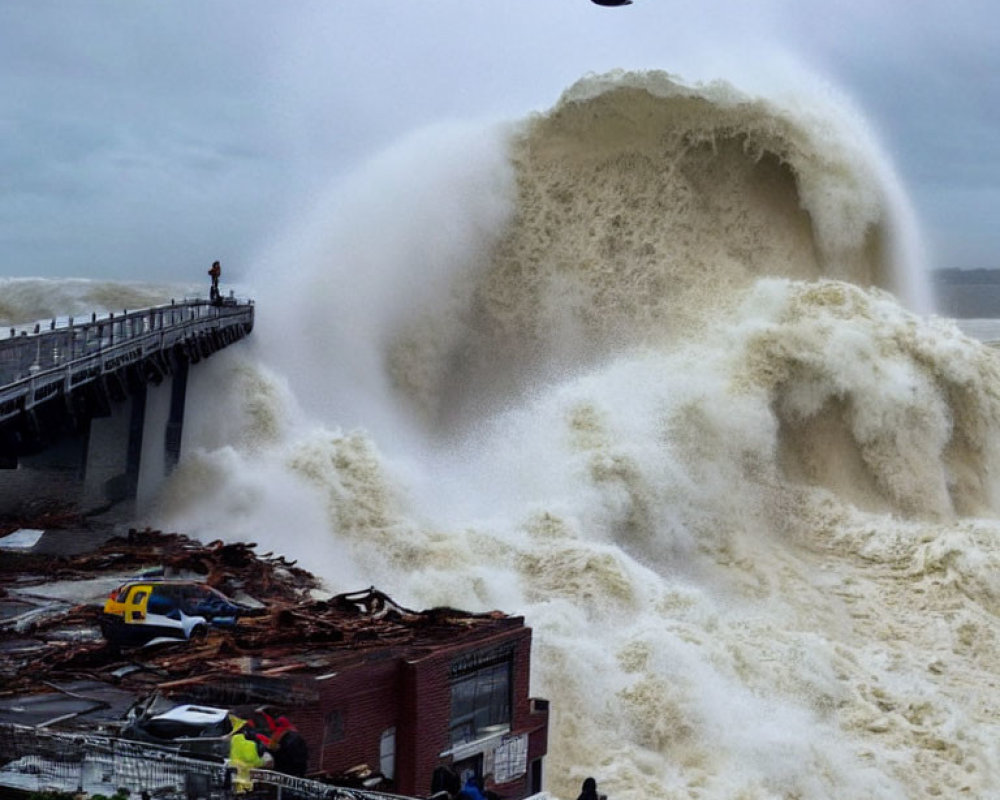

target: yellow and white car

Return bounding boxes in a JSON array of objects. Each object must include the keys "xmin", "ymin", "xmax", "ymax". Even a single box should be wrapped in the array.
[{"xmin": 100, "ymin": 580, "xmax": 247, "ymax": 645}]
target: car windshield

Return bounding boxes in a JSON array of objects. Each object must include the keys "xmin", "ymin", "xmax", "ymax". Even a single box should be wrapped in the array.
[{"xmin": 182, "ymin": 585, "xmax": 241, "ymax": 616}]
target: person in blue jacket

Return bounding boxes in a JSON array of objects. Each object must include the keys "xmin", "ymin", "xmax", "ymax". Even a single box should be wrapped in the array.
[{"xmin": 457, "ymin": 774, "xmax": 486, "ymax": 800}]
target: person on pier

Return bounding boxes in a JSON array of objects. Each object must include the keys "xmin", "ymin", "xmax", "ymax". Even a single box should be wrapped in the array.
[{"xmin": 208, "ymin": 260, "xmax": 222, "ymax": 304}]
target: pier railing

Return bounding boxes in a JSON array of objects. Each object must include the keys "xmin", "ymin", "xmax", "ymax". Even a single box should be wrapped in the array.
[{"xmin": 0, "ymin": 299, "xmax": 254, "ymax": 426}]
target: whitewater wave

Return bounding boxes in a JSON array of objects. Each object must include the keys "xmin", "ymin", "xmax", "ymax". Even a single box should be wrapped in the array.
[{"xmin": 157, "ymin": 275, "xmax": 1000, "ymax": 798}]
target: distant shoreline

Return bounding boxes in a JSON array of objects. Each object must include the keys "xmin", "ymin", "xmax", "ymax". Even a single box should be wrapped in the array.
[
  {"xmin": 932, "ymin": 269, "xmax": 1000, "ymax": 318},
  {"xmin": 933, "ymin": 268, "xmax": 1000, "ymax": 285}
]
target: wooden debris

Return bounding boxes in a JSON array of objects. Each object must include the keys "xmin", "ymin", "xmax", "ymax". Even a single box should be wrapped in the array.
[{"xmin": 1, "ymin": 527, "xmax": 518, "ymax": 707}]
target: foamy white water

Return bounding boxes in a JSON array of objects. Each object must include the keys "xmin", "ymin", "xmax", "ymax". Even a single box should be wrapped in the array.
[
  {"xmin": 0, "ymin": 278, "xmax": 193, "ymax": 329},
  {"xmin": 12, "ymin": 70, "xmax": 1000, "ymax": 799}
]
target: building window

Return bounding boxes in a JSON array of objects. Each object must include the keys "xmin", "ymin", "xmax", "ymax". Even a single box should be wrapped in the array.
[
  {"xmin": 530, "ymin": 757, "xmax": 543, "ymax": 795},
  {"xmin": 449, "ymin": 659, "xmax": 511, "ymax": 745},
  {"xmin": 324, "ymin": 710, "xmax": 344, "ymax": 745},
  {"xmin": 380, "ymin": 727, "xmax": 396, "ymax": 780}
]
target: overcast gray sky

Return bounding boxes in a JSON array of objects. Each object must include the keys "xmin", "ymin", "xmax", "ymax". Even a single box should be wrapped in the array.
[{"xmin": 2, "ymin": 0, "xmax": 998, "ymax": 283}]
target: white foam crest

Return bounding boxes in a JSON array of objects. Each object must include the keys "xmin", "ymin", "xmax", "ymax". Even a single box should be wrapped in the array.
[
  {"xmin": 554, "ymin": 69, "xmax": 932, "ymax": 310},
  {"xmin": 362, "ymin": 69, "xmax": 938, "ymax": 433}
]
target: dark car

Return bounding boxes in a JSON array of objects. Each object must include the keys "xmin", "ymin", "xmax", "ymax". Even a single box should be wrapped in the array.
[{"xmin": 121, "ymin": 702, "xmax": 235, "ymax": 759}]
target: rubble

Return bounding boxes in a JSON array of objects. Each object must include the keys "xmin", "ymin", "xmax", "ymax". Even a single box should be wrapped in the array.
[
  {"xmin": 1, "ymin": 528, "xmax": 316, "ymax": 698},
  {"xmin": 0, "ymin": 501, "xmax": 86, "ymax": 539},
  {"xmin": 1, "ymin": 526, "xmax": 514, "ymax": 722}
]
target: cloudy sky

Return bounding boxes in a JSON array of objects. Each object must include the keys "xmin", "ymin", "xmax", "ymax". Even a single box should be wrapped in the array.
[{"xmin": 2, "ymin": 0, "xmax": 998, "ymax": 284}]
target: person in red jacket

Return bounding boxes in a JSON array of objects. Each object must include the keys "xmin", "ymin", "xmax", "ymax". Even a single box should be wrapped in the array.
[
  {"xmin": 268, "ymin": 715, "xmax": 309, "ymax": 776},
  {"xmin": 208, "ymin": 260, "xmax": 221, "ymax": 303}
]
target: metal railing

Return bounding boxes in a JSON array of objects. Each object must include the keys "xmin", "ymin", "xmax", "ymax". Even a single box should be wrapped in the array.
[
  {"xmin": 0, "ymin": 723, "xmax": 416, "ymax": 800},
  {"xmin": 0, "ymin": 299, "xmax": 254, "ymax": 425}
]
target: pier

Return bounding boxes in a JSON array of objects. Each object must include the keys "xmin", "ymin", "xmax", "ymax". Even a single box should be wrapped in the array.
[{"xmin": 0, "ymin": 298, "xmax": 254, "ymax": 513}]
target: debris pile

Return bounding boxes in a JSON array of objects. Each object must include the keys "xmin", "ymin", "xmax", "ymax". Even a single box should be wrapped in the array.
[
  {"xmin": 1, "ymin": 528, "xmax": 318, "ymax": 696},
  {"xmin": 1, "ymin": 527, "xmax": 512, "ymax": 718},
  {"xmin": 0, "ymin": 501, "xmax": 85, "ymax": 539}
]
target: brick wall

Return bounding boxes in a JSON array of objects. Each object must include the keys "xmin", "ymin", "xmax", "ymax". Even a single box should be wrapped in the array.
[
  {"xmin": 283, "ymin": 623, "xmax": 548, "ymax": 799},
  {"xmin": 405, "ymin": 625, "xmax": 545, "ymax": 799},
  {"xmin": 316, "ymin": 657, "xmax": 401, "ymax": 776},
  {"xmin": 400, "ymin": 645, "xmax": 453, "ymax": 796}
]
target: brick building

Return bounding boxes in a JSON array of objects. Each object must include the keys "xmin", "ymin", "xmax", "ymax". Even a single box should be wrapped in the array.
[
  {"xmin": 164, "ymin": 589, "xmax": 550, "ymax": 799},
  {"xmin": 297, "ymin": 614, "xmax": 548, "ymax": 797}
]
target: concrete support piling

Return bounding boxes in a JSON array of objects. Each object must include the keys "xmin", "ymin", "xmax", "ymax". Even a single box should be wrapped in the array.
[{"xmin": 165, "ymin": 358, "xmax": 189, "ymax": 475}]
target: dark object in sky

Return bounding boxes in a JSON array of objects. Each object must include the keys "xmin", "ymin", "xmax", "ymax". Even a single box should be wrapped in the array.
[{"xmin": 591, "ymin": 0, "xmax": 632, "ymax": 6}]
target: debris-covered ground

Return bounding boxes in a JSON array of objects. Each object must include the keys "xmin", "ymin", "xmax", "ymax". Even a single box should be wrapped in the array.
[
  {"xmin": 0, "ymin": 521, "xmax": 512, "ymax": 723},
  {"xmin": 1, "ymin": 526, "xmax": 323, "ymax": 699}
]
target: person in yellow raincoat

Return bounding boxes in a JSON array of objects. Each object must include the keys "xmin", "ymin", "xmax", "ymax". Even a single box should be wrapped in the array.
[{"xmin": 228, "ymin": 717, "xmax": 274, "ymax": 793}]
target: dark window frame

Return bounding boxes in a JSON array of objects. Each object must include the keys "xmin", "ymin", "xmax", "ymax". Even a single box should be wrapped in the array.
[{"xmin": 449, "ymin": 656, "xmax": 512, "ymax": 745}]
